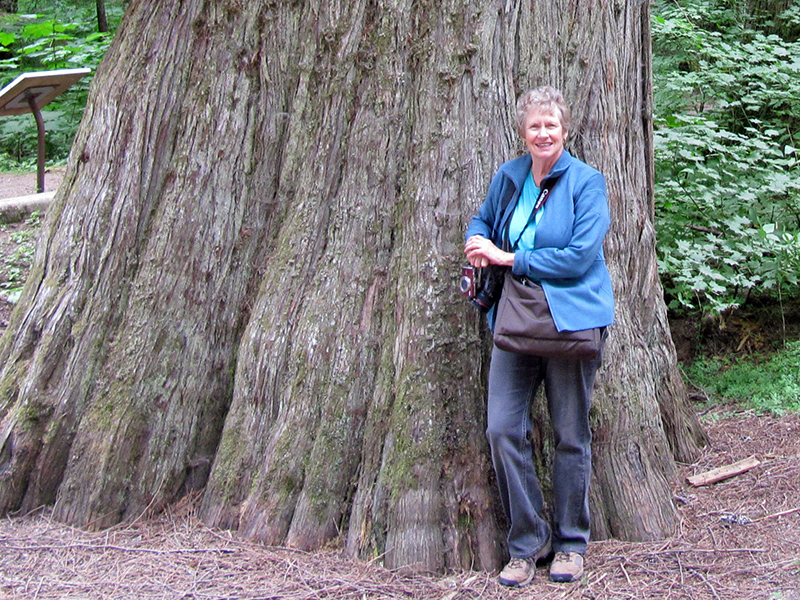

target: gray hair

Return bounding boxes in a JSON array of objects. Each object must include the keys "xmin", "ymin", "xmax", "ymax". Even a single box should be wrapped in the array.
[{"xmin": 515, "ymin": 86, "xmax": 571, "ymax": 138}]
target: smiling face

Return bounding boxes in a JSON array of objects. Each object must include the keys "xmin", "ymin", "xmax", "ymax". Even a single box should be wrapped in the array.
[{"xmin": 522, "ymin": 108, "xmax": 565, "ymax": 170}]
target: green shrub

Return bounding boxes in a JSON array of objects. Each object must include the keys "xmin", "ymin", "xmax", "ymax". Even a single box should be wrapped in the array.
[
  {"xmin": 653, "ymin": 0, "xmax": 800, "ymax": 315},
  {"xmin": 686, "ymin": 340, "xmax": 800, "ymax": 414},
  {"xmin": 0, "ymin": 211, "xmax": 42, "ymax": 304},
  {"xmin": 0, "ymin": 1, "xmax": 123, "ymax": 167}
]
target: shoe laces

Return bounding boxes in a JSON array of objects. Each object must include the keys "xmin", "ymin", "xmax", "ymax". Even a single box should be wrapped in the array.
[
  {"xmin": 506, "ymin": 558, "xmax": 531, "ymax": 570},
  {"xmin": 554, "ymin": 551, "xmax": 574, "ymax": 562}
]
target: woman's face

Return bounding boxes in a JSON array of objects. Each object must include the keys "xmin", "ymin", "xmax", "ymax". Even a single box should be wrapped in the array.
[{"xmin": 522, "ymin": 108, "xmax": 565, "ymax": 165}]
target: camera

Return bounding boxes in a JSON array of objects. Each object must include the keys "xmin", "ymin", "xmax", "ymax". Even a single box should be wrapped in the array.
[
  {"xmin": 459, "ymin": 265, "xmax": 506, "ymax": 312},
  {"xmin": 460, "ymin": 266, "xmax": 477, "ymax": 298}
]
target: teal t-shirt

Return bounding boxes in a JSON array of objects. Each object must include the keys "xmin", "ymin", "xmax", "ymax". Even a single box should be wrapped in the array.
[{"xmin": 507, "ymin": 171, "xmax": 543, "ymax": 251}]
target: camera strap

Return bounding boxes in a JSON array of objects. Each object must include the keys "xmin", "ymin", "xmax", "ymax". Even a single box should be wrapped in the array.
[{"xmin": 507, "ymin": 174, "xmax": 561, "ymax": 252}]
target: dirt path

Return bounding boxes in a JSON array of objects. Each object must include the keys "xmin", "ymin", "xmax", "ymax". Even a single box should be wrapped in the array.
[{"xmin": 0, "ymin": 167, "xmax": 65, "ymax": 198}]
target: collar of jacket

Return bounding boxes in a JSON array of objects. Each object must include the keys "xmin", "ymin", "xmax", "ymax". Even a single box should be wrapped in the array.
[{"xmin": 498, "ymin": 150, "xmax": 574, "ymax": 237}]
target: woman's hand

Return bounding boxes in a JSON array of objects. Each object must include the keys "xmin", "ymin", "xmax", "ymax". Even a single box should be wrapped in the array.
[{"xmin": 465, "ymin": 235, "xmax": 515, "ymax": 268}]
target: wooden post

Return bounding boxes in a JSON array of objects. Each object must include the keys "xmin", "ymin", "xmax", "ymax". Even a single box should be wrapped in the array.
[{"xmin": 26, "ymin": 95, "xmax": 46, "ymax": 194}]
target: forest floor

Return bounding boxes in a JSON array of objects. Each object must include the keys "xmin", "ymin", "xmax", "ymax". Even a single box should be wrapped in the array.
[
  {"xmin": 0, "ymin": 171, "xmax": 798, "ymax": 599},
  {"xmin": 0, "ymin": 167, "xmax": 65, "ymax": 199}
]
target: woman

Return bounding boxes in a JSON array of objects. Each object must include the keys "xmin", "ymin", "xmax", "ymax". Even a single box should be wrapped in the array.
[{"xmin": 464, "ymin": 86, "xmax": 614, "ymax": 587}]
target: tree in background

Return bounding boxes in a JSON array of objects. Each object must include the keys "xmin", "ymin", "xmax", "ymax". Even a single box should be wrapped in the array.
[
  {"xmin": 96, "ymin": 0, "xmax": 108, "ymax": 32},
  {"xmin": 0, "ymin": 0, "xmax": 706, "ymax": 571}
]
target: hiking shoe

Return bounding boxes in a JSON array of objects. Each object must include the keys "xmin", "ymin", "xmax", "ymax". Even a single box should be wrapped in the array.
[
  {"xmin": 549, "ymin": 552, "xmax": 584, "ymax": 583},
  {"xmin": 498, "ymin": 558, "xmax": 535, "ymax": 587},
  {"xmin": 498, "ymin": 539, "xmax": 552, "ymax": 588}
]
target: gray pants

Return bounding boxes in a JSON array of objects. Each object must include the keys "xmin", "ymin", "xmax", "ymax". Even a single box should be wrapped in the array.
[{"xmin": 486, "ymin": 345, "xmax": 602, "ymax": 559}]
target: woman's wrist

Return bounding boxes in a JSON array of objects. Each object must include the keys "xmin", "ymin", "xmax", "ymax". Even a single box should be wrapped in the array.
[{"xmin": 498, "ymin": 251, "xmax": 516, "ymax": 267}]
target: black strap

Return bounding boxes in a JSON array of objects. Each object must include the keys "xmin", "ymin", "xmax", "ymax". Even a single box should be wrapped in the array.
[{"xmin": 508, "ymin": 175, "xmax": 560, "ymax": 251}]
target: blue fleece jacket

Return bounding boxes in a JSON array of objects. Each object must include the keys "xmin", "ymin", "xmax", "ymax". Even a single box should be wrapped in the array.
[{"xmin": 466, "ymin": 151, "xmax": 615, "ymax": 332}]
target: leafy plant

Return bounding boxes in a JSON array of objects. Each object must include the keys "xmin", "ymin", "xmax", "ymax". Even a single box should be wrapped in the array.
[
  {"xmin": 0, "ymin": 1, "xmax": 124, "ymax": 167},
  {"xmin": 652, "ymin": 0, "xmax": 800, "ymax": 315},
  {"xmin": 686, "ymin": 339, "xmax": 800, "ymax": 414},
  {"xmin": 0, "ymin": 211, "xmax": 42, "ymax": 303}
]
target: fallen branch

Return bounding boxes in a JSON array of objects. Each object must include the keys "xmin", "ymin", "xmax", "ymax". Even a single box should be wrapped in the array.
[
  {"xmin": 687, "ymin": 455, "xmax": 760, "ymax": 487},
  {"xmin": 0, "ymin": 192, "xmax": 53, "ymax": 223},
  {"xmin": 647, "ymin": 547, "xmax": 766, "ymax": 556},
  {"xmin": 0, "ymin": 542, "xmax": 235, "ymax": 555},
  {"xmin": 754, "ymin": 506, "xmax": 800, "ymax": 523}
]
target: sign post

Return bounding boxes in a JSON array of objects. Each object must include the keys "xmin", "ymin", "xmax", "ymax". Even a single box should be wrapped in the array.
[{"xmin": 0, "ymin": 68, "xmax": 91, "ymax": 193}]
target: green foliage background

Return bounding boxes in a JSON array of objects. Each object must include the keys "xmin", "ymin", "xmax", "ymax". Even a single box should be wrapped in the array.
[
  {"xmin": 687, "ymin": 339, "xmax": 800, "ymax": 415},
  {"xmin": 0, "ymin": 0, "xmax": 123, "ymax": 169},
  {"xmin": 653, "ymin": 0, "xmax": 800, "ymax": 315}
]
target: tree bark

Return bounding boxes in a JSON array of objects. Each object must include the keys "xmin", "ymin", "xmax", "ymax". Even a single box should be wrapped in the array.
[
  {"xmin": 96, "ymin": 0, "xmax": 109, "ymax": 33},
  {"xmin": 747, "ymin": 0, "xmax": 792, "ymax": 20},
  {"xmin": 0, "ymin": 0, "xmax": 706, "ymax": 572},
  {"xmin": 512, "ymin": 0, "xmax": 709, "ymax": 541}
]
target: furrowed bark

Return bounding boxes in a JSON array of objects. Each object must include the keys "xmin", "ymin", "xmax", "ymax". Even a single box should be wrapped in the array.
[{"xmin": 0, "ymin": 0, "xmax": 705, "ymax": 572}]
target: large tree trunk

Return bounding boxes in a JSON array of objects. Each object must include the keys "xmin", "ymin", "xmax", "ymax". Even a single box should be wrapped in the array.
[{"xmin": 0, "ymin": 0, "xmax": 706, "ymax": 572}]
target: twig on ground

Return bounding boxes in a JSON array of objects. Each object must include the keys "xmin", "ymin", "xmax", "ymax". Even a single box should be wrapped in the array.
[
  {"xmin": 691, "ymin": 569, "xmax": 721, "ymax": 600},
  {"xmin": 0, "ymin": 542, "xmax": 235, "ymax": 555},
  {"xmin": 619, "ymin": 562, "xmax": 632, "ymax": 586},
  {"xmin": 753, "ymin": 506, "xmax": 800, "ymax": 522},
  {"xmin": 688, "ymin": 456, "xmax": 761, "ymax": 487},
  {"xmin": 647, "ymin": 547, "xmax": 766, "ymax": 556}
]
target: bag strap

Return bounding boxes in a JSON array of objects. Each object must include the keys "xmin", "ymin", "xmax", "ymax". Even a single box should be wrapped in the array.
[
  {"xmin": 498, "ymin": 183, "xmax": 517, "ymax": 252},
  {"xmin": 508, "ymin": 174, "xmax": 561, "ymax": 252}
]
